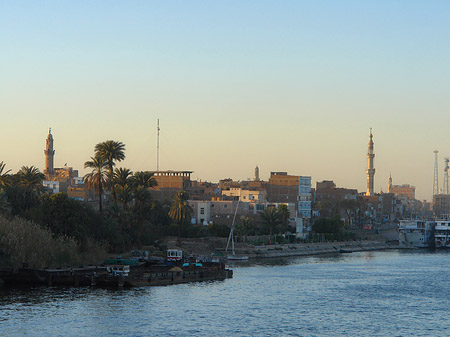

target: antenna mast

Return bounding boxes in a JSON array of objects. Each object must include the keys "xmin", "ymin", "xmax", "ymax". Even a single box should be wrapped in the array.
[
  {"xmin": 433, "ymin": 150, "xmax": 439, "ymax": 196},
  {"xmin": 157, "ymin": 119, "xmax": 160, "ymax": 171}
]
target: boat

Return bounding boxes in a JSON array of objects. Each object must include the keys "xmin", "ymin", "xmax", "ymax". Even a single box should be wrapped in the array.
[
  {"xmin": 398, "ymin": 219, "xmax": 435, "ymax": 248},
  {"xmin": 167, "ymin": 249, "xmax": 183, "ymax": 262},
  {"xmin": 225, "ymin": 201, "xmax": 249, "ymax": 261},
  {"xmin": 434, "ymin": 215, "xmax": 450, "ymax": 248}
]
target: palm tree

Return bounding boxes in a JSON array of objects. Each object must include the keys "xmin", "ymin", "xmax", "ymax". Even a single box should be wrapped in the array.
[
  {"xmin": 17, "ymin": 166, "xmax": 45, "ymax": 193},
  {"xmin": 131, "ymin": 171, "xmax": 157, "ymax": 189},
  {"xmin": 84, "ymin": 155, "xmax": 108, "ymax": 212},
  {"xmin": 277, "ymin": 204, "xmax": 290, "ymax": 235},
  {"xmin": 169, "ymin": 191, "xmax": 193, "ymax": 246},
  {"xmin": 95, "ymin": 140, "xmax": 126, "ymax": 205},
  {"xmin": 259, "ymin": 205, "xmax": 279, "ymax": 245},
  {"xmin": 0, "ymin": 161, "xmax": 11, "ymax": 188},
  {"xmin": 113, "ymin": 167, "xmax": 133, "ymax": 210}
]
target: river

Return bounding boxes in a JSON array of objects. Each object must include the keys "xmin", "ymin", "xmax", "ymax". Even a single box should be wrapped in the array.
[{"xmin": 1, "ymin": 250, "xmax": 450, "ymax": 336}]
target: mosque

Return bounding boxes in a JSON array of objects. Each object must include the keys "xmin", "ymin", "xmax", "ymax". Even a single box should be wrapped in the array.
[{"xmin": 43, "ymin": 128, "xmax": 84, "ymax": 199}]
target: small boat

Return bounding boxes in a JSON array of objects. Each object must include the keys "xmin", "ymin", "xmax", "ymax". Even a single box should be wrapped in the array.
[
  {"xmin": 339, "ymin": 248, "xmax": 353, "ymax": 254},
  {"xmin": 225, "ymin": 201, "xmax": 249, "ymax": 261}
]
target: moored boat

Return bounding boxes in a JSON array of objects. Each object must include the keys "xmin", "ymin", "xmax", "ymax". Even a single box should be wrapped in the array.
[
  {"xmin": 398, "ymin": 219, "xmax": 435, "ymax": 248},
  {"xmin": 434, "ymin": 215, "xmax": 450, "ymax": 248}
]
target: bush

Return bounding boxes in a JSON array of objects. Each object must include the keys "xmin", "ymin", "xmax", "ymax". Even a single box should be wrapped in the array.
[{"xmin": 0, "ymin": 215, "xmax": 107, "ymax": 268}]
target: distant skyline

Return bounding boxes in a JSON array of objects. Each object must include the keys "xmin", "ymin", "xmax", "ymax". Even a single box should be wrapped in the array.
[{"xmin": 2, "ymin": 1, "xmax": 450, "ymax": 200}]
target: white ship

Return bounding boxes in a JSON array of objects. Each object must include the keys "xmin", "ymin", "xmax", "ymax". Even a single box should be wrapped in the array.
[
  {"xmin": 434, "ymin": 215, "xmax": 450, "ymax": 248},
  {"xmin": 398, "ymin": 219, "xmax": 435, "ymax": 248}
]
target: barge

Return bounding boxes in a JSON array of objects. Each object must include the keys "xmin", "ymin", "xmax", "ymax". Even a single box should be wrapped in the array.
[{"xmin": 0, "ymin": 262, "xmax": 232, "ymax": 288}]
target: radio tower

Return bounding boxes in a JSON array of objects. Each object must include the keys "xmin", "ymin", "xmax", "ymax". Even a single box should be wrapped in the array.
[
  {"xmin": 157, "ymin": 119, "xmax": 160, "ymax": 171},
  {"xmin": 433, "ymin": 150, "xmax": 439, "ymax": 196},
  {"xmin": 444, "ymin": 158, "xmax": 449, "ymax": 195}
]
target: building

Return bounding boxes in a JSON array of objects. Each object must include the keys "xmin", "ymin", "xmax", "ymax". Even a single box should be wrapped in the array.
[
  {"xmin": 314, "ymin": 180, "xmax": 358, "ymax": 219},
  {"xmin": 222, "ymin": 187, "xmax": 266, "ymax": 203},
  {"xmin": 42, "ymin": 129, "xmax": 79, "ymax": 193},
  {"xmin": 43, "ymin": 180, "xmax": 60, "ymax": 194},
  {"xmin": 366, "ymin": 129, "xmax": 375, "ymax": 196},
  {"xmin": 387, "ymin": 173, "xmax": 393, "ymax": 193},
  {"xmin": 265, "ymin": 172, "xmax": 312, "ymax": 237},
  {"xmin": 148, "ymin": 170, "xmax": 193, "ymax": 200},
  {"xmin": 44, "ymin": 128, "xmax": 55, "ymax": 178},
  {"xmin": 266, "ymin": 172, "xmax": 301, "ymax": 203},
  {"xmin": 392, "ymin": 184, "xmax": 415, "ymax": 200},
  {"xmin": 433, "ymin": 194, "xmax": 450, "ymax": 217}
]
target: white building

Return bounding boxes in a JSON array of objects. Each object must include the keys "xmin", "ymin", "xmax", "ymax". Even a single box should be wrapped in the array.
[{"xmin": 43, "ymin": 180, "xmax": 60, "ymax": 194}]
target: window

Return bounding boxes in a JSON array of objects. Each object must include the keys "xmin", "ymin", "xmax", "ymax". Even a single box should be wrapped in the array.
[{"xmin": 200, "ymin": 208, "xmax": 204, "ymax": 215}]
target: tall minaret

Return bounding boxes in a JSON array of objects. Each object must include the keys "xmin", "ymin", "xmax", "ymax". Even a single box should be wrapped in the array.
[
  {"xmin": 254, "ymin": 166, "xmax": 260, "ymax": 181},
  {"xmin": 387, "ymin": 172, "xmax": 393, "ymax": 193},
  {"xmin": 44, "ymin": 128, "xmax": 55, "ymax": 178},
  {"xmin": 366, "ymin": 129, "xmax": 375, "ymax": 196}
]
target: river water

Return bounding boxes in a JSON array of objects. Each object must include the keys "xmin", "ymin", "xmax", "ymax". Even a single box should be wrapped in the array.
[{"xmin": 1, "ymin": 250, "xmax": 450, "ymax": 336}]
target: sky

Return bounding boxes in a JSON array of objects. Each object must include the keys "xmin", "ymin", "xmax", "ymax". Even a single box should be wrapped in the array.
[{"xmin": 1, "ymin": 1, "xmax": 450, "ymax": 201}]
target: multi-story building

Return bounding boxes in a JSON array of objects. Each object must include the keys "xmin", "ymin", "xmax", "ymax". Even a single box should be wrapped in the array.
[
  {"xmin": 314, "ymin": 180, "xmax": 358, "ymax": 219},
  {"xmin": 433, "ymin": 194, "xmax": 450, "ymax": 217},
  {"xmin": 392, "ymin": 184, "xmax": 415, "ymax": 200},
  {"xmin": 148, "ymin": 170, "xmax": 193, "ymax": 201}
]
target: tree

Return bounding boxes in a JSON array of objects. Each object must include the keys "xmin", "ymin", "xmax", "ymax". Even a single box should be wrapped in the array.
[
  {"xmin": 113, "ymin": 167, "xmax": 133, "ymax": 210},
  {"xmin": 277, "ymin": 204, "xmax": 290, "ymax": 235},
  {"xmin": 169, "ymin": 191, "xmax": 193, "ymax": 246},
  {"xmin": 312, "ymin": 216, "xmax": 344, "ymax": 235},
  {"xmin": 235, "ymin": 216, "xmax": 255, "ymax": 241},
  {"xmin": 95, "ymin": 140, "xmax": 126, "ymax": 205},
  {"xmin": 131, "ymin": 171, "xmax": 157, "ymax": 189},
  {"xmin": 0, "ymin": 161, "xmax": 11, "ymax": 188},
  {"xmin": 17, "ymin": 166, "xmax": 45, "ymax": 193},
  {"xmin": 131, "ymin": 171, "xmax": 158, "ymax": 239},
  {"xmin": 84, "ymin": 155, "xmax": 108, "ymax": 212},
  {"xmin": 259, "ymin": 205, "xmax": 279, "ymax": 244},
  {"xmin": 10, "ymin": 166, "xmax": 46, "ymax": 213}
]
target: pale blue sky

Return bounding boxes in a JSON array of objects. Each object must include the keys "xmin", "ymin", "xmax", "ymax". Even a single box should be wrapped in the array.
[{"xmin": 1, "ymin": 1, "xmax": 450, "ymax": 200}]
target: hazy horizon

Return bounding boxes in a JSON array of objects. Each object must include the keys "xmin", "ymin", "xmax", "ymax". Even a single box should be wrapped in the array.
[{"xmin": 2, "ymin": 1, "xmax": 450, "ymax": 201}]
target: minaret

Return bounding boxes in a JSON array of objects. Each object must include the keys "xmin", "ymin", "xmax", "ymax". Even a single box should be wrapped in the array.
[
  {"xmin": 254, "ymin": 166, "xmax": 260, "ymax": 181},
  {"xmin": 44, "ymin": 128, "xmax": 55, "ymax": 178},
  {"xmin": 366, "ymin": 129, "xmax": 375, "ymax": 196},
  {"xmin": 387, "ymin": 172, "xmax": 393, "ymax": 193}
]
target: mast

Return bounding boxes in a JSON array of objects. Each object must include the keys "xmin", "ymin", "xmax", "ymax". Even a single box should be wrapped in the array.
[
  {"xmin": 157, "ymin": 119, "xmax": 160, "ymax": 171},
  {"xmin": 226, "ymin": 200, "xmax": 240, "ymax": 256}
]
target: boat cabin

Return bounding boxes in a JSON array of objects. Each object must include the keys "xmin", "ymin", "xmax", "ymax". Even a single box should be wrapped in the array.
[
  {"xmin": 167, "ymin": 249, "xmax": 183, "ymax": 262},
  {"xmin": 106, "ymin": 265, "xmax": 130, "ymax": 277}
]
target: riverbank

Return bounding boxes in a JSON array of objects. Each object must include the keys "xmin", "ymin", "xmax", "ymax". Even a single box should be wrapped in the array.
[
  {"xmin": 162, "ymin": 237, "xmax": 404, "ymax": 259},
  {"xmin": 241, "ymin": 240, "xmax": 400, "ymax": 258}
]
